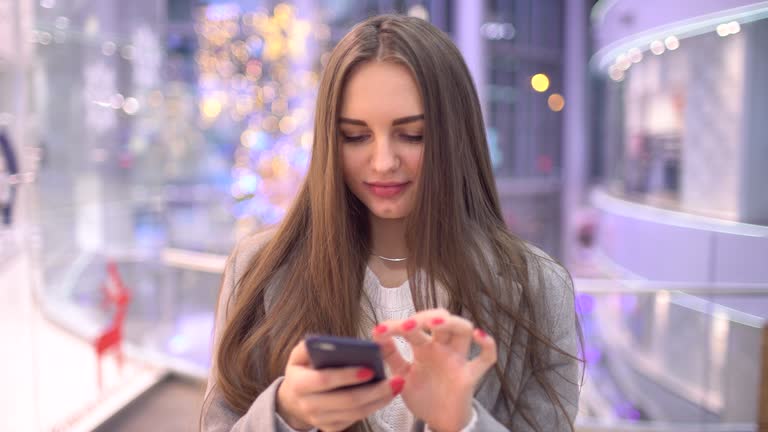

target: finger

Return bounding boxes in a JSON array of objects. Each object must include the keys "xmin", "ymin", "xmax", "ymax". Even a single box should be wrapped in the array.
[
  {"xmin": 304, "ymin": 377, "xmax": 403, "ymax": 429},
  {"xmin": 304, "ymin": 375, "xmax": 402, "ymax": 414},
  {"xmin": 425, "ymin": 314, "xmax": 472, "ymax": 349},
  {"xmin": 466, "ymin": 328, "xmax": 498, "ymax": 383},
  {"xmin": 438, "ymin": 316, "xmax": 475, "ymax": 356},
  {"xmin": 371, "ymin": 332, "xmax": 411, "ymax": 376},
  {"xmin": 374, "ymin": 318, "xmax": 432, "ymax": 349},
  {"xmin": 413, "ymin": 309, "xmax": 452, "ymax": 344},
  {"xmin": 290, "ymin": 364, "xmax": 380, "ymax": 394},
  {"xmin": 397, "ymin": 318, "xmax": 432, "ymax": 348},
  {"xmin": 403, "ymin": 308, "xmax": 451, "ymax": 326},
  {"xmin": 373, "ymin": 309, "xmax": 449, "ymax": 339},
  {"xmin": 428, "ymin": 316, "xmax": 452, "ymax": 345},
  {"xmin": 286, "ymin": 340, "xmax": 311, "ymax": 367}
]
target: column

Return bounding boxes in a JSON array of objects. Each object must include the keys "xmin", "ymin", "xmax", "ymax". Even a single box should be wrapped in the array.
[{"xmin": 561, "ymin": 0, "xmax": 589, "ymax": 266}]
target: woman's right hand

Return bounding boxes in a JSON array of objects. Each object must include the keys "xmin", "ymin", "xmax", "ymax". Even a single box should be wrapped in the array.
[{"xmin": 276, "ymin": 340, "xmax": 405, "ymax": 432}]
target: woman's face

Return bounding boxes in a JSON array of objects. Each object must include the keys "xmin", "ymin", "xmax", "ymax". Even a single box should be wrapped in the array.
[{"xmin": 339, "ymin": 61, "xmax": 424, "ymax": 220}]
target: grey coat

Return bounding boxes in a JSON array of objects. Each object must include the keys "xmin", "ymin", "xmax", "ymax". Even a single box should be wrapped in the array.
[{"xmin": 201, "ymin": 230, "xmax": 580, "ymax": 431}]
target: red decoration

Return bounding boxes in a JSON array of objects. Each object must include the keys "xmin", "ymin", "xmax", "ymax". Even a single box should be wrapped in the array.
[{"xmin": 93, "ymin": 261, "xmax": 131, "ymax": 389}]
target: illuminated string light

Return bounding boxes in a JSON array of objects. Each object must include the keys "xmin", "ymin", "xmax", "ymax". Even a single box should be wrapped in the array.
[
  {"xmin": 609, "ymin": 66, "xmax": 624, "ymax": 82},
  {"xmin": 718, "ymin": 21, "xmax": 741, "ymax": 37},
  {"xmin": 123, "ymin": 97, "xmax": 140, "ymax": 115},
  {"xmin": 110, "ymin": 93, "xmax": 125, "ymax": 109},
  {"xmin": 531, "ymin": 73, "xmax": 550, "ymax": 92},
  {"xmin": 650, "ymin": 40, "xmax": 665, "ymax": 55},
  {"xmin": 101, "ymin": 41, "xmax": 117, "ymax": 56},
  {"xmin": 54, "ymin": 16, "xmax": 69, "ymax": 29},
  {"xmin": 664, "ymin": 36, "xmax": 679, "ymax": 50},
  {"xmin": 201, "ymin": 98, "xmax": 222, "ymax": 119},
  {"xmin": 195, "ymin": 3, "xmax": 323, "ymax": 225},
  {"xmin": 38, "ymin": 32, "xmax": 53, "ymax": 45},
  {"xmin": 547, "ymin": 94, "xmax": 565, "ymax": 112},
  {"xmin": 407, "ymin": 4, "xmax": 429, "ymax": 21},
  {"xmin": 615, "ymin": 54, "xmax": 631, "ymax": 71}
]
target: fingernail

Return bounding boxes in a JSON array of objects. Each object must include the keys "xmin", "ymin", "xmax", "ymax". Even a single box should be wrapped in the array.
[
  {"xmin": 374, "ymin": 324, "xmax": 388, "ymax": 333},
  {"xmin": 389, "ymin": 376, "xmax": 405, "ymax": 396},
  {"xmin": 476, "ymin": 329, "xmax": 487, "ymax": 338},
  {"xmin": 431, "ymin": 317, "xmax": 445, "ymax": 325},
  {"xmin": 402, "ymin": 319, "xmax": 417, "ymax": 331},
  {"xmin": 357, "ymin": 368, "xmax": 374, "ymax": 380}
]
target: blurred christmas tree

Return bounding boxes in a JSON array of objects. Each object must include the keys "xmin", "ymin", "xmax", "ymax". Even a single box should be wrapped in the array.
[{"xmin": 195, "ymin": 2, "xmax": 329, "ymax": 231}]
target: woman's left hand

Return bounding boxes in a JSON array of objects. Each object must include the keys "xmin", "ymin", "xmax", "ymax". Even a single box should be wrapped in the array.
[{"xmin": 370, "ymin": 308, "xmax": 498, "ymax": 432}]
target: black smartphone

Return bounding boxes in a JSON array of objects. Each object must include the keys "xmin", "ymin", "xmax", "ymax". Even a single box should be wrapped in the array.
[{"xmin": 305, "ymin": 335, "xmax": 386, "ymax": 389}]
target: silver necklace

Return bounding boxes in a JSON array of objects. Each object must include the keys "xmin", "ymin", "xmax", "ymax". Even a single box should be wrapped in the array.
[{"xmin": 372, "ymin": 254, "xmax": 408, "ymax": 263}]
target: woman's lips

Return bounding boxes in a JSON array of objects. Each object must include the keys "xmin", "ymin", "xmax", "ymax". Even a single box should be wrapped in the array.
[{"xmin": 365, "ymin": 182, "xmax": 410, "ymax": 198}]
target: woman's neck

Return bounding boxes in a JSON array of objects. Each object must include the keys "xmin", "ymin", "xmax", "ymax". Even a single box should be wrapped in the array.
[{"xmin": 369, "ymin": 214, "xmax": 408, "ymax": 259}]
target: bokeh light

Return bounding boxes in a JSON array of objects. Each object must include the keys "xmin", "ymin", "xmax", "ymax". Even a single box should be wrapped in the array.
[
  {"xmin": 650, "ymin": 40, "xmax": 665, "ymax": 55},
  {"xmin": 548, "ymin": 94, "xmax": 565, "ymax": 112},
  {"xmin": 664, "ymin": 35, "xmax": 680, "ymax": 50},
  {"xmin": 531, "ymin": 73, "xmax": 550, "ymax": 92}
]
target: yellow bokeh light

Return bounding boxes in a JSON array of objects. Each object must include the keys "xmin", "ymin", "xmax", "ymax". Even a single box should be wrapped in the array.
[
  {"xmin": 263, "ymin": 19, "xmax": 281, "ymax": 36},
  {"xmin": 279, "ymin": 116, "xmax": 296, "ymax": 134},
  {"xmin": 201, "ymin": 98, "xmax": 222, "ymax": 119},
  {"xmin": 288, "ymin": 38, "xmax": 306, "ymax": 58},
  {"xmin": 531, "ymin": 73, "xmax": 550, "ymax": 92},
  {"xmin": 271, "ymin": 156, "xmax": 289, "ymax": 177},
  {"xmin": 547, "ymin": 94, "xmax": 565, "ymax": 112},
  {"xmin": 264, "ymin": 37, "xmax": 285, "ymax": 61},
  {"xmin": 274, "ymin": 3, "xmax": 294, "ymax": 27}
]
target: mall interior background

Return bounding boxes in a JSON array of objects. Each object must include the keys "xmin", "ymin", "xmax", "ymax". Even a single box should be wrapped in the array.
[{"xmin": 1, "ymin": 0, "xmax": 767, "ymax": 431}]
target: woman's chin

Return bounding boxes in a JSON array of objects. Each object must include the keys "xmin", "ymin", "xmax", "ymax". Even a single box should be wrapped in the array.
[{"xmin": 369, "ymin": 206, "xmax": 409, "ymax": 220}]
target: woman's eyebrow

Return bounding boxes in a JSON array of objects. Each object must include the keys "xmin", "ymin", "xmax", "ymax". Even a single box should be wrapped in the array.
[
  {"xmin": 392, "ymin": 114, "xmax": 424, "ymax": 126},
  {"xmin": 338, "ymin": 114, "xmax": 424, "ymax": 126}
]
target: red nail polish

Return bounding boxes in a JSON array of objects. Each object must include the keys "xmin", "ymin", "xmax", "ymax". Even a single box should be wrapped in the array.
[
  {"xmin": 431, "ymin": 317, "xmax": 445, "ymax": 325},
  {"xmin": 357, "ymin": 368, "xmax": 374, "ymax": 380},
  {"xmin": 374, "ymin": 324, "xmax": 388, "ymax": 333},
  {"xmin": 476, "ymin": 329, "xmax": 487, "ymax": 338},
  {"xmin": 402, "ymin": 319, "xmax": 417, "ymax": 331},
  {"xmin": 390, "ymin": 376, "xmax": 405, "ymax": 396}
]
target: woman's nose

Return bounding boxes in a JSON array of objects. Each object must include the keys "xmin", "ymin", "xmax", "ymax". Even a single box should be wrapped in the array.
[{"xmin": 370, "ymin": 137, "xmax": 399, "ymax": 173}]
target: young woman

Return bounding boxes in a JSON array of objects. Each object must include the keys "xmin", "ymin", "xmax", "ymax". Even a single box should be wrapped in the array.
[{"xmin": 202, "ymin": 14, "xmax": 582, "ymax": 432}]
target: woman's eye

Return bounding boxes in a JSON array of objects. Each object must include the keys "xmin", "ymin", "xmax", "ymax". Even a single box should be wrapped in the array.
[
  {"xmin": 401, "ymin": 134, "xmax": 423, "ymax": 142},
  {"xmin": 342, "ymin": 134, "xmax": 368, "ymax": 143}
]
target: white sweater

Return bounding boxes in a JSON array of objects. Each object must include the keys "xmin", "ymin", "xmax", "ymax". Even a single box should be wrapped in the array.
[{"xmin": 360, "ymin": 266, "xmax": 417, "ymax": 432}]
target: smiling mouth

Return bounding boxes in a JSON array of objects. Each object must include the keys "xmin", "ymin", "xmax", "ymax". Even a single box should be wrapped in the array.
[{"xmin": 365, "ymin": 181, "xmax": 411, "ymax": 198}]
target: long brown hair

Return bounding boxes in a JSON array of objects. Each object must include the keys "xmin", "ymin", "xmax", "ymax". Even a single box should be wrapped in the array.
[{"xmin": 208, "ymin": 14, "xmax": 582, "ymax": 432}]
